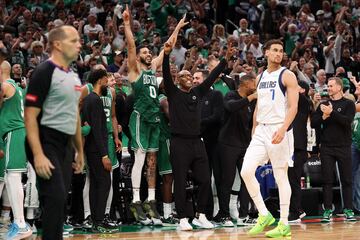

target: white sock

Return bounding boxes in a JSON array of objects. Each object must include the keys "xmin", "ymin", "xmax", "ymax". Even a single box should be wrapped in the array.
[
  {"xmin": 5, "ymin": 172, "xmax": 26, "ymax": 228},
  {"xmin": 105, "ymin": 172, "xmax": 113, "ymax": 215},
  {"xmin": 163, "ymin": 203, "xmax": 172, "ymax": 219},
  {"xmin": 213, "ymin": 196, "xmax": 219, "ymax": 217},
  {"xmin": 274, "ymin": 167, "xmax": 291, "ymax": 225},
  {"xmin": 26, "ymin": 207, "xmax": 35, "ymax": 220},
  {"xmin": 2, "ymin": 186, "xmax": 10, "ymax": 207},
  {"xmin": 132, "ymin": 149, "xmax": 146, "ymax": 202},
  {"xmin": 83, "ymin": 173, "xmax": 91, "ymax": 219},
  {"xmin": 148, "ymin": 188, "xmax": 155, "ymax": 201},
  {"xmin": 133, "ymin": 188, "xmax": 140, "ymax": 202}
]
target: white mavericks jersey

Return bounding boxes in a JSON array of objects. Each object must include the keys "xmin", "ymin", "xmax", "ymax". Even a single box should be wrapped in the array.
[{"xmin": 256, "ymin": 67, "xmax": 288, "ymax": 124}]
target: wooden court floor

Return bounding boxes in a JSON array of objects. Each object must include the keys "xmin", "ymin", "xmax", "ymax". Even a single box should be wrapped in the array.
[{"xmin": 26, "ymin": 221, "xmax": 360, "ymax": 240}]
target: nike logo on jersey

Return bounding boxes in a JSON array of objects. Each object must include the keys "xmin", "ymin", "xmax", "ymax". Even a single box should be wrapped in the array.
[{"xmin": 258, "ymin": 81, "xmax": 277, "ymax": 89}]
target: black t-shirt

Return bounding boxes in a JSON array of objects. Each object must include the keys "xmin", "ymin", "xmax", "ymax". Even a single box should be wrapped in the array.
[
  {"xmin": 293, "ymin": 94, "xmax": 312, "ymax": 150},
  {"xmin": 218, "ymin": 90, "xmax": 256, "ymax": 148},
  {"xmin": 311, "ymin": 97, "xmax": 355, "ymax": 147}
]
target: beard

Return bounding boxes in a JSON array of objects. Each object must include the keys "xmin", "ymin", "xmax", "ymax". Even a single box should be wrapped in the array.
[
  {"xmin": 101, "ymin": 85, "xmax": 108, "ymax": 96},
  {"xmin": 140, "ymin": 56, "xmax": 151, "ymax": 67}
]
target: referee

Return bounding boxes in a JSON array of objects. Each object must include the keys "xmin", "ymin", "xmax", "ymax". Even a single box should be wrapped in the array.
[
  {"xmin": 162, "ymin": 41, "xmax": 235, "ymax": 231},
  {"xmin": 24, "ymin": 26, "xmax": 84, "ymax": 240}
]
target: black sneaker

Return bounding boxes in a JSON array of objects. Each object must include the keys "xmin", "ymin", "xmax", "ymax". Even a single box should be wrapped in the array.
[
  {"xmin": 162, "ymin": 214, "xmax": 179, "ymax": 226},
  {"xmin": 104, "ymin": 214, "xmax": 118, "ymax": 227},
  {"xmin": 213, "ymin": 213, "xmax": 234, "ymax": 227},
  {"xmin": 288, "ymin": 212, "xmax": 301, "ymax": 223},
  {"xmin": 92, "ymin": 221, "xmax": 118, "ymax": 234},
  {"xmin": 130, "ymin": 201, "xmax": 151, "ymax": 225},
  {"xmin": 143, "ymin": 200, "xmax": 162, "ymax": 225},
  {"xmin": 82, "ymin": 215, "xmax": 93, "ymax": 230}
]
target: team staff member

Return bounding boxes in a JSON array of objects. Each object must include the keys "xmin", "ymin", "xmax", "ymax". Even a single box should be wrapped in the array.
[
  {"xmin": 82, "ymin": 69, "xmax": 117, "ymax": 233},
  {"xmin": 162, "ymin": 40, "xmax": 236, "ymax": 231},
  {"xmin": 311, "ymin": 77, "xmax": 356, "ymax": 222},
  {"xmin": 215, "ymin": 74, "xmax": 257, "ymax": 227},
  {"xmin": 24, "ymin": 26, "xmax": 84, "ymax": 240}
]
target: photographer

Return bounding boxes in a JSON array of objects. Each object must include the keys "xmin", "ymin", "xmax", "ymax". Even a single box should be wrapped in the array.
[{"xmin": 311, "ymin": 77, "xmax": 356, "ymax": 222}]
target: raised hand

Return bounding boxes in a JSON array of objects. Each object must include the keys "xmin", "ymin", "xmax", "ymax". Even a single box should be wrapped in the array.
[
  {"xmin": 177, "ymin": 14, "xmax": 189, "ymax": 29},
  {"xmin": 225, "ymin": 43, "xmax": 237, "ymax": 62},
  {"xmin": 164, "ymin": 41, "xmax": 173, "ymax": 55},
  {"xmin": 122, "ymin": 4, "xmax": 130, "ymax": 24}
]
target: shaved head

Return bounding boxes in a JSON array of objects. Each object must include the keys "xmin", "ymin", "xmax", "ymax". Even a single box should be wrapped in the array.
[{"xmin": 1, "ymin": 60, "xmax": 11, "ymax": 77}]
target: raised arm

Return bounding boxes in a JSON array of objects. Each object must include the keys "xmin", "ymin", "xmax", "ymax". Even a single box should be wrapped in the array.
[
  {"xmin": 122, "ymin": 5, "xmax": 138, "ymax": 82},
  {"xmin": 152, "ymin": 14, "xmax": 189, "ymax": 70},
  {"xmin": 162, "ymin": 42, "xmax": 178, "ymax": 97}
]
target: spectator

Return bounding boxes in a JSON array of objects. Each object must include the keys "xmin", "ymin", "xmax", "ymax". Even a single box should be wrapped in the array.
[
  {"xmin": 297, "ymin": 63, "xmax": 316, "ymax": 84},
  {"xmin": 107, "ymin": 51, "xmax": 124, "ymax": 73},
  {"xmin": 18, "ymin": 9, "xmax": 40, "ymax": 34},
  {"xmin": 244, "ymin": 34, "xmax": 263, "ymax": 59},
  {"xmin": 261, "ymin": 0, "xmax": 282, "ymax": 40},
  {"xmin": 170, "ymin": 35, "xmax": 187, "ymax": 69},
  {"xmin": 84, "ymin": 13, "xmax": 104, "ymax": 41},
  {"xmin": 233, "ymin": 18, "xmax": 254, "ymax": 39},
  {"xmin": 211, "ymin": 24, "xmax": 227, "ymax": 47},
  {"xmin": 84, "ymin": 41, "xmax": 108, "ymax": 68},
  {"xmin": 315, "ymin": 69, "xmax": 327, "ymax": 92},
  {"xmin": 280, "ymin": 21, "xmax": 301, "ymax": 56},
  {"xmin": 90, "ymin": 0, "xmax": 104, "ymax": 15},
  {"xmin": 11, "ymin": 63, "xmax": 25, "ymax": 86},
  {"xmin": 27, "ymin": 41, "xmax": 49, "ymax": 69},
  {"xmin": 311, "ymin": 77, "xmax": 356, "ymax": 222}
]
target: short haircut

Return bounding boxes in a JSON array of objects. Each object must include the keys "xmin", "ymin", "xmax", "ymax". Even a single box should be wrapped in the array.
[
  {"xmin": 263, "ymin": 39, "xmax": 284, "ymax": 51},
  {"xmin": 239, "ymin": 74, "xmax": 255, "ymax": 85},
  {"xmin": 136, "ymin": 45, "xmax": 148, "ymax": 55},
  {"xmin": 48, "ymin": 26, "xmax": 68, "ymax": 51},
  {"xmin": 88, "ymin": 69, "xmax": 107, "ymax": 86},
  {"xmin": 195, "ymin": 70, "xmax": 209, "ymax": 79},
  {"xmin": 328, "ymin": 77, "xmax": 343, "ymax": 89}
]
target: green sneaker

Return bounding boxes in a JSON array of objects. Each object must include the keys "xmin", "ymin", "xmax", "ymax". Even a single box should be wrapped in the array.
[
  {"xmin": 322, "ymin": 209, "xmax": 333, "ymax": 223},
  {"xmin": 265, "ymin": 221, "xmax": 291, "ymax": 238},
  {"xmin": 344, "ymin": 209, "xmax": 356, "ymax": 221},
  {"xmin": 248, "ymin": 212, "xmax": 275, "ymax": 235}
]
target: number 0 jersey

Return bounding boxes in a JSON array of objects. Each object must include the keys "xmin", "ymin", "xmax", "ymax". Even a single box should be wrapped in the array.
[
  {"xmin": 256, "ymin": 67, "xmax": 287, "ymax": 125},
  {"xmin": 0, "ymin": 79, "xmax": 25, "ymax": 138},
  {"xmin": 132, "ymin": 69, "xmax": 160, "ymax": 123}
]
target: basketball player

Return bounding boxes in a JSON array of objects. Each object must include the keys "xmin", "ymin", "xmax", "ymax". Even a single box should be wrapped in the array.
[
  {"xmin": 122, "ymin": 5, "xmax": 187, "ymax": 225},
  {"xmin": 240, "ymin": 39, "xmax": 299, "ymax": 238},
  {"xmin": 0, "ymin": 61, "xmax": 32, "ymax": 239},
  {"xmin": 25, "ymin": 26, "xmax": 84, "ymax": 240}
]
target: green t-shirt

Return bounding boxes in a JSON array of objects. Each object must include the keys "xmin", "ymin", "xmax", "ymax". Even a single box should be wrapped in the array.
[
  {"xmin": 213, "ymin": 79, "xmax": 230, "ymax": 96},
  {"xmin": 284, "ymin": 32, "xmax": 301, "ymax": 56}
]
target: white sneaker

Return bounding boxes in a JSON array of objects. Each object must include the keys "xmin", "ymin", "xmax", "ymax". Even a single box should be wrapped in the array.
[
  {"xmin": 237, "ymin": 216, "xmax": 256, "ymax": 226},
  {"xmin": 177, "ymin": 218, "xmax": 193, "ymax": 231},
  {"xmin": 151, "ymin": 217, "xmax": 163, "ymax": 226},
  {"xmin": 192, "ymin": 214, "xmax": 214, "ymax": 229}
]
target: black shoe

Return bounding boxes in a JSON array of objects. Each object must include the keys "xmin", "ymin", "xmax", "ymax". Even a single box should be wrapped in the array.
[
  {"xmin": 104, "ymin": 214, "xmax": 118, "ymax": 227},
  {"xmin": 142, "ymin": 200, "xmax": 162, "ymax": 225},
  {"xmin": 82, "ymin": 215, "xmax": 93, "ymax": 229},
  {"xmin": 162, "ymin": 214, "xmax": 179, "ymax": 226},
  {"xmin": 92, "ymin": 221, "xmax": 118, "ymax": 233},
  {"xmin": 213, "ymin": 213, "xmax": 234, "ymax": 227}
]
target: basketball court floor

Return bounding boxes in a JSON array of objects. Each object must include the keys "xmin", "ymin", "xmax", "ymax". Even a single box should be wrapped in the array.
[{"xmin": 25, "ymin": 217, "xmax": 360, "ymax": 240}]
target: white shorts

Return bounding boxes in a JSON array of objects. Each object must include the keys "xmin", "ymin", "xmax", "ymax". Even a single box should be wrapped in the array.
[{"xmin": 244, "ymin": 123, "xmax": 294, "ymax": 168}]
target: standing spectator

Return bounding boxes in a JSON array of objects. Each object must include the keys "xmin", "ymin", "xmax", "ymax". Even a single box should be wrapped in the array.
[
  {"xmin": 162, "ymin": 40, "xmax": 235, "ymax": 231},
  {"xmin": 170, "ymin": 35, "xmax": 187, "ymax": 69},
  {"xmin": 323, "ymin": 34, "xmax": 342, "ymax": 78},
  {"xmin": 280, "ymin": 22, "xmax": 301, "ymax": 57},
  {"xmin": 311, "ymin": 77, "xmax": 356, "ymax": 222},
  {"xmin": 18, "ymin": 9, "xmax": 40, "ymax": 34},
  {"xmin": 261, "ymin": 0, "xmax": 282, "ymax": 40},
  {"xmin": 288, "ymin": 81, "xmax": 312, "ymax": 222},
  {"xmin": 84, "ymin": 14, "xmax": 104, "ymax": 41},
  {"xmin": 24, "ymin": 26, "xmax": 84, "ymax": 240},
  {"xmin": 90, "ymin": 0, "xmax": 104, "ymax": 15},
  {"xmin": 84, "ymin": 41, "xmax": 108, "ymax": 68},
  {"xmin": 215, "ymin": 74, "xmax": 257, "ymax": 226}
]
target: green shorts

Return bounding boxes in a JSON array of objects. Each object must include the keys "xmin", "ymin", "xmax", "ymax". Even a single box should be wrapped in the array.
[
  {"xmin": 129, "ymin": 111, "xmax": 160, "ymax": 152},
  {"xmin": 158, "ymin": 139, "xmax": 172, "ymax": 175},
  {"xmin": 108, "ymin": 133, "xmax": 119, "ymax": 169},
  {"xmin": 4, "ymin": 128, "xmax": 27, "ymax": 172},
  {"xmin": 0, "ymin": 139, "xmax": 5, "ymax": 180}
]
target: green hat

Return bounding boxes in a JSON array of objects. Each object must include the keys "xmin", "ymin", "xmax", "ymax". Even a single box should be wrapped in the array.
[{"xmin": 342, "ymin": 78, "xmax": 350, "ymax": 89}]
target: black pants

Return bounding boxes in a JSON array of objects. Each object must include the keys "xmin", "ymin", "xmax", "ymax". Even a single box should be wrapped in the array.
[
  {"xmin": 320, "ymin": 146, "xmax": 353, "ymax": 209},
  {"xmin": 218, "ymin": 144, "xmax": 250, "ymax": 218},
  {"xmin": 70, "ymin": 173, "xmax": 85, "ymax": 221},
  {"xmin": 203, "ymin": 139, "xmax": 221, "ymax": 218},
  {"xmin": 86, "ymin": 151, "xmax": 111, "ymax": 223},
  {"xmin": 170, "ymin": 136, "xmax": 211, "ymax": 219},
  {"xmin": 25, "ymin": 127, "xmax": 72, "ymax": 240},
  {"xmin": 288, "ymin": 149, "xmax": 307, "ymax": 213}
]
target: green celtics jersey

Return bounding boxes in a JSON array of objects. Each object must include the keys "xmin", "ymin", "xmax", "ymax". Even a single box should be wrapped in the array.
[
  {"xmin": 352, "ymin": 112, "xmax": 360, "ymax": 150},
  {"xmin": 86, "ymin": 83, "xmax": 113, "ymax": 133},
  {"xmin": 132, "ymin": 69, "xmax": 160, "ymax": 123},
  {"xmin": 213, "ymin": 79, "xmax": 230, "ymax": 96},
  {"xmin": 0, "ymin": 79, "xmax": 25, "ymax": 138},
  {"xmin": 159, "ymin": 94, "xmax": 170, "ymax": 141}
]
